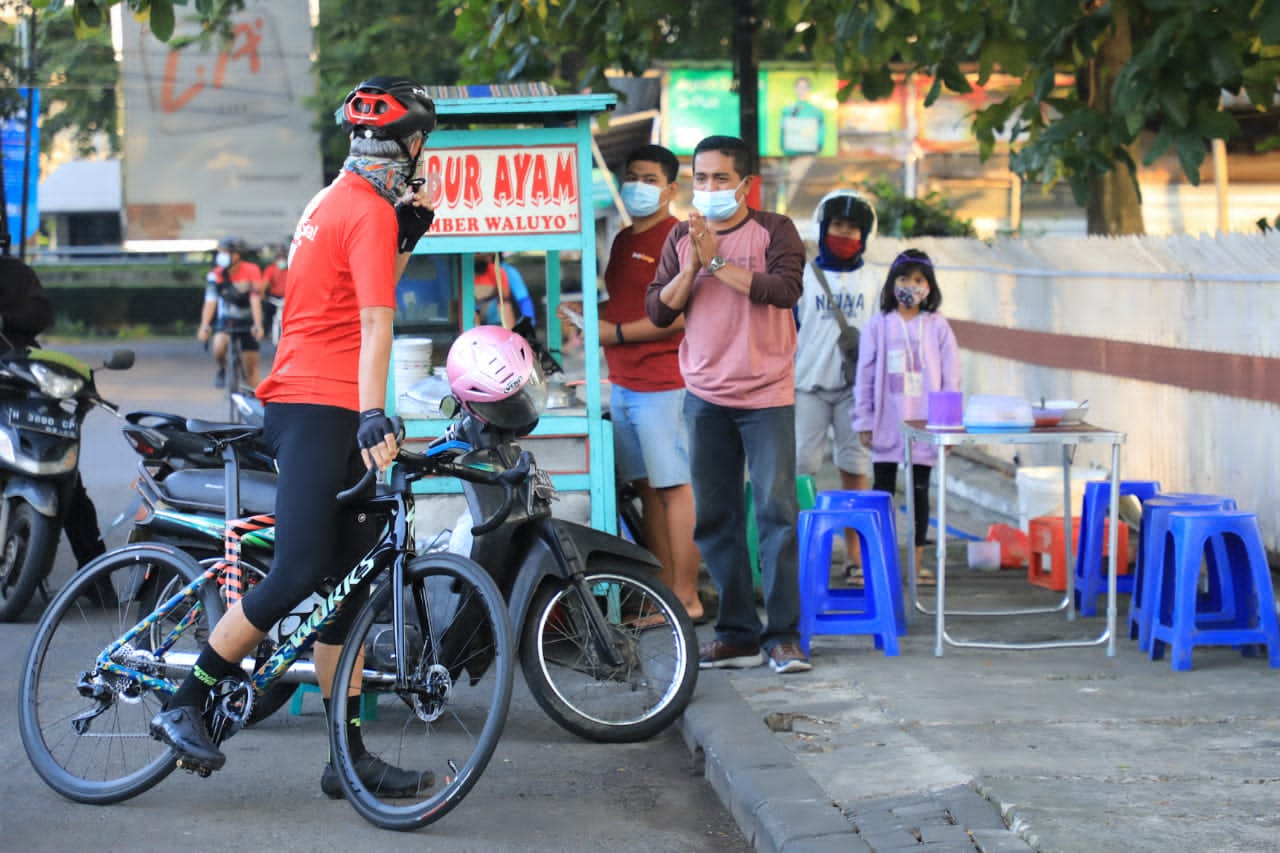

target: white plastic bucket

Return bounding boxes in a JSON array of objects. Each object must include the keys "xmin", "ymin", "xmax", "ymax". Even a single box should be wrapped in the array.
[
  {"xmin": 392, "ymin": 337, "xmax": 433, "ymax": 395},
  {"xmin": 1015, "ymin": 465, "xmax": 1094, "ymax": 532}
]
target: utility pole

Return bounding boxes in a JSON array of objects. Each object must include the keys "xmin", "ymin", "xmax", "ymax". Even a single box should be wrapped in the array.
[
  {"xmin": 733, "ymin": 0, "xmax": 761, "ymax": 199},
  {"xmin": 18, "ymin": 3, "xmax": 36, "ymax": 261}
]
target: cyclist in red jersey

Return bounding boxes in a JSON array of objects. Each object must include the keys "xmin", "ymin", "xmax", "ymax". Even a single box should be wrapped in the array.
[{"xmin": 151, "ymin": 77, "xmax": 439, "ymax": 798}]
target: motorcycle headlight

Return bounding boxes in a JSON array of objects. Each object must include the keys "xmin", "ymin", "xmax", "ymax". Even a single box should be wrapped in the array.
[{"xmin": 30, "ymin": 363, "xmax": 86, "ymax": 399}]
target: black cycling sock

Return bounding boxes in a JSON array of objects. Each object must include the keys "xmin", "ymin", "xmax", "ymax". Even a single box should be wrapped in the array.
[
  {"xmin": 323, "ymin": 696, "xmax": 368, "ymax": 759},
  {"xmin": 168, "ymin": 646, "xmax": 241, "ymax": 710}
]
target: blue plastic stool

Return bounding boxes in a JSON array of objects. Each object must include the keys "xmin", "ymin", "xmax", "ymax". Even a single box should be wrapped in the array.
[
  {"xmin": 289, "ymin": 683, "xmax": 379, "ymax": 721},
  {"xmin": 797, "ymin": 506, "xmax": 904, "ymax": 656},
  {"xmin": 812, "ymin": 490, "xmax": 905, "ymax": 628},
  {"xmin": 1129, "ymin": 494, "xmax": 1235, "ymax": 652},
  {"xmin": 1073, "ymin": 479, "xmax": 1161, "ymax": 617},
  {"xmin": 1148, "ymin": 509, "xmax": 1280, "ymax": 671}
]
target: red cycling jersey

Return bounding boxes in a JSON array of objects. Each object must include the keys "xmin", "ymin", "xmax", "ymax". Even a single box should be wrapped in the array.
[{"xmin": 256, "ymin": 172, "xmax": 399, "ymax": 411}]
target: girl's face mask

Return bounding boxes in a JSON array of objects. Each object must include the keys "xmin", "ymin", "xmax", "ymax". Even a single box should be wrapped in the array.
[{"xmin": 894, "ymin": 284, "xmax": 929, "ymax": 308}]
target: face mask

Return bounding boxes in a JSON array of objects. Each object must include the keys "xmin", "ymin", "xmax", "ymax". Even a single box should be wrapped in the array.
[
  {"xmin": 824, "ymin": 233, "xmax": 863, "ymax": 260},
  {"xmin": 620, "ymin": 181, "xmax": 664, "ymax": 218},
  {"xmin": 215, "ymin": 252, "xmax": 231, "ymax": 268},
  {"xmin": 691, "ymin": 181, "xmax": 744, "ymax": 221},
  {"xmin": 894, "ymin": 284, "xmax": 928, "ymax": 309},
  {"xmin": 275, "ymin": 259, "xmax": 286, "ymax": 269}
]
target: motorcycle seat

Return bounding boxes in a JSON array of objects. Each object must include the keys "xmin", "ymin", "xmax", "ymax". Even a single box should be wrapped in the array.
[{"xmin": 157, "ymin": 468, "xmax": 278, "ymax": 516}]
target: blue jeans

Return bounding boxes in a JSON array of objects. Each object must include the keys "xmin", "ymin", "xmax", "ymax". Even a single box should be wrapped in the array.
[{"xmin": 684, "ymin": 391, "xmax": 799, "ymax": 651}]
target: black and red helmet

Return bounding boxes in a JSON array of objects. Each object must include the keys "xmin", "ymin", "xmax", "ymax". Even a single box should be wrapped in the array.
[{"xmin": 339, "ymin": 76, "xmax": 437, "ymax": 141}]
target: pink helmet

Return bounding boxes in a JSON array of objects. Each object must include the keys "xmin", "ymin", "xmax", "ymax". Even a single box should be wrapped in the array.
[{"xmin": 446, "ymin": 325, "xmax": 543, "ymax": 432}]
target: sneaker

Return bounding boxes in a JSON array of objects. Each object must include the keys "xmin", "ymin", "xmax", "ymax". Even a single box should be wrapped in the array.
[
  {"xmin": 320, "ymin": 753, "xmax": 435, "ymax": 799},
  {"xmin": 214, "ymin": 367, "xmax": 226, "ymax": 389},
  {"xmin": 768, "ymin": 642, "xmax": 812, "ymax": 674},
  {"xmin": 77, "ymin": 577, "xmax": 119, "ymax": 609},
  {"xmin": 149, "ymin": 705, "xmax": 226, "ymax": 771},
  {"xmin": 698, "ymin": 639, "xmax": 764, "ymax": 670}
]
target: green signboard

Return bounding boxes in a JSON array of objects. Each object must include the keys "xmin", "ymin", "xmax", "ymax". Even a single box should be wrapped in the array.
[{"xmin": 663, "ymin": 68, "xmax": 838, "ymax": 158}]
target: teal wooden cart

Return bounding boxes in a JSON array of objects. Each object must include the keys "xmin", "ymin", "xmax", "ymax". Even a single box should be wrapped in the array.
[{"xmin": 390, "ymin": 90, "xmax": 619, "ymax": 534}]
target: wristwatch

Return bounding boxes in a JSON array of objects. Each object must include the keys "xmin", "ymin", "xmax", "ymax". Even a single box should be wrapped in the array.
[{"xmin": 707, "ymin": 255, "xmax": 727, "ymax": 275}]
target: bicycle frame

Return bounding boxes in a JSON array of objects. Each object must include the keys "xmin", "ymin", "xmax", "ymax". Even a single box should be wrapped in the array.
[{"xmin": 96, "ymin": 469, "xmax": 416, "ymax": 719}]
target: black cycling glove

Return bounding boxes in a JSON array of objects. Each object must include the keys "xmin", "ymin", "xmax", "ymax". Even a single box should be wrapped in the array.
[
  {"xmin": 395, "ymin": 202, "xmax": 435, "ymax": 253},
  {"xmin": 357, "ymin": 408, "xmax": 396, "ymax": 451}
]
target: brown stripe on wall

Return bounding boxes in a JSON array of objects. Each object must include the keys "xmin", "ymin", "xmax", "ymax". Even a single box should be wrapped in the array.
[{"xmin": 950, "ymin": 319, "xmax": 1280, "ymax": 406}]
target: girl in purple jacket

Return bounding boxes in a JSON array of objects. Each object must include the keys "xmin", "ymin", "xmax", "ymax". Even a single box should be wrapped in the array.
[{"xmin": 852, "ymin": 249, "xmax": 960, "ymax": 584}]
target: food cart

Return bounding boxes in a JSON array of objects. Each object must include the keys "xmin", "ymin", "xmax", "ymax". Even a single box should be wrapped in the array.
[{"xmin": 389, "ymin": 88, "xmax": 619, "ymax": 535}]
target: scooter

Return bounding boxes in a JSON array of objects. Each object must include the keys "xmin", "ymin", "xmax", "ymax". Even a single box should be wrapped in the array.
[{"xmin": 0, "ymin": 340, "xmax": 134, "ymax": 621}]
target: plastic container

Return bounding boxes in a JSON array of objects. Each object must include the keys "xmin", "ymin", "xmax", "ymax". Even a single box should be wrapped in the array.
[
  {"xmin": 927, "ymin": 390, "xmax": 964, "ymax": 430},
  {"xmin": 967, "ymin": 540, "xmax": 1001, "ymax": 571},
  {"xmin": 962, "ymin": 394, "xmax": 1033, "ymax": 432},
  {"xmin": 1015, "ymin": 466, "xmax": 1094, "ymax": 532},
  {"xmin": 392, "ymin": 337, "xmax": 433, "ymax": 396}
]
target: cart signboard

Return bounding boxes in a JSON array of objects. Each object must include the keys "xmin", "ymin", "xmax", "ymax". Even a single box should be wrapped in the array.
[{"xmin": 424, "ymin": 144, "xmax": 580, "ymax": 237}]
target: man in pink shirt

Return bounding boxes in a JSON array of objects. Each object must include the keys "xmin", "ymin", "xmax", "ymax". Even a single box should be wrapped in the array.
[{"xmin": 645, "ymin": 135, "xmax": 809, "ymax": 674}]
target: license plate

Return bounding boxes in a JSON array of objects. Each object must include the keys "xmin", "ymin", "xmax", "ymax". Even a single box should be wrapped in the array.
[{"xmin": 6, "ymin": 405, "xmax": 79, "ymax": 439}]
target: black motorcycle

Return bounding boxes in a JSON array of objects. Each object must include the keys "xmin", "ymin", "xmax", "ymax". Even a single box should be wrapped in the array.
[{"xmin": 0, "ymin": 344, "xmax": 134, "ymax": 621}]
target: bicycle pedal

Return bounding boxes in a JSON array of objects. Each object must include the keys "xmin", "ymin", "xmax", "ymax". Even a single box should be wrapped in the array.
[{"xmin": 175, "ymin": 757, "xmax": 216, "ymax": 778}]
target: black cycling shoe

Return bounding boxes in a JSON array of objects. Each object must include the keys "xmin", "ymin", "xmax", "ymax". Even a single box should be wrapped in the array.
[
  {"xmin": 149, "ymin": 706, "xmax": 226, "ymax": 771},
  {"xmin": 320, "ymin": 753, "xmax": 434, "ymax": 799}
]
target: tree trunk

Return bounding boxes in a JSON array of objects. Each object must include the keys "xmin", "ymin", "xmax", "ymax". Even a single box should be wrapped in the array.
[
  {"xmin": 1085, "ymin": 1, "xmax": 1145, "ymax": 235},
  {"xmin": 1086, "ymin": 154, "xmax": 1145, "ymax": 235}
]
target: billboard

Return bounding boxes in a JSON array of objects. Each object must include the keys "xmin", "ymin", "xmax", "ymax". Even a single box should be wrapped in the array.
[
  {"xmin": 118, "ymin": 0, "xmax": 321, "ymax": 244},
  {"xmin": 1, "ymin": 88, "xmax": 40, "ymax": 244}
]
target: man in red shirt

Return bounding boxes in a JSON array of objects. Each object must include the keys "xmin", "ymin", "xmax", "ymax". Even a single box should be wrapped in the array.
[
  {"xmin": 565, "ymin": 144, "xmax": 702, "ymax": 621},
  {"xmin": 151, "ymin": 77, "xmax": 438, "ymax": 797}
]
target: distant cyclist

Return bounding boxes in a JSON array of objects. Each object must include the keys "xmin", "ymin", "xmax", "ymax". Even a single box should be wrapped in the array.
[{"xmin": 197, "ymin": 237, "xmax": 265, "ymax": 387}]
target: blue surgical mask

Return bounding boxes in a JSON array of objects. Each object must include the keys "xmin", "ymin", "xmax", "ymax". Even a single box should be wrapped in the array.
[
  {"xmin": 620, "ymin": 181, "xmax": 664, "ymax": 218},
  {"xmin": 691, "ymin": 182, "xmax": 744, "ymax": 221},
  {"xmin": 215, "ymin": 252, "xmax": 231, "ymax": 268}
]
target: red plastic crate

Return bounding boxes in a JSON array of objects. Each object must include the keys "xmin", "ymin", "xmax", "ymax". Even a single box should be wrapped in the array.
[{"xmin": 1027, "ymin": 515, "xmax": 1130, "ymax": 592}]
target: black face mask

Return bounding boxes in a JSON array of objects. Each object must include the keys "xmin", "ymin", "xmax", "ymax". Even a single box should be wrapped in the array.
[{"xmin": 473, "ymin": 258, "xmax": 491, "ymax": 275}]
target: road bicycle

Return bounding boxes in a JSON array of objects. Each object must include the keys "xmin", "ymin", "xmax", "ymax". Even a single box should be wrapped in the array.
[{"xmin": 18, "ymin": 419, "xmax": 516, "ymax": 831}]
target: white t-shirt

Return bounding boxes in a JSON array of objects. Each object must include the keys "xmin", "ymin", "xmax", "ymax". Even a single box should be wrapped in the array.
[{"xmin": 793, "ymin": 261, "xmax": 879, "ymax": 391}]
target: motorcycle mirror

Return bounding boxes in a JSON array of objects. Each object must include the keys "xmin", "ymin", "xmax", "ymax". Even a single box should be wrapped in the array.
[
  {"xmin": 104, "ymin": 349, "xmax": 135, "ymax": 370},
  {"xmin": 438, "ymin": 394, "xmax": 459, "ymax": 418}
]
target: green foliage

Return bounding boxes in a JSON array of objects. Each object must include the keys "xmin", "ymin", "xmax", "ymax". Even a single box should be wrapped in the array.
[
  {"xmin": 861, "ymin": 178, "xmax": 976, "ymax": 239},
  {"xmin": 451, "ymin": 0, "xmax": 1280, "ymax": 234}
]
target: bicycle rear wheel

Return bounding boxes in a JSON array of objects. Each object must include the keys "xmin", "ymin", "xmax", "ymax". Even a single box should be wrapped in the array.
[
  {"xmin": 329, "ymin": 552, "xmax": 514, "ymax": 831},
  {"xmin": 520, "ymin": 563, "xmax": 698, "ymax": 743},
  {"xmin": 19, "ymin": 544, "xmax": 223, "ymax": 804}
]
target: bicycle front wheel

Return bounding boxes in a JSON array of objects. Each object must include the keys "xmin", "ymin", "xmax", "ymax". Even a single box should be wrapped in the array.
[
  {"xmin": 520, "ymin": 563, "xmax": 698, "ymax": 743},
  {"xmin": 19, "ymin": 544, "xmax": 223, "ymax": 804},
  {"xmin": 329, "ymin": 552, "xmax": 514, "ymax": 831}
]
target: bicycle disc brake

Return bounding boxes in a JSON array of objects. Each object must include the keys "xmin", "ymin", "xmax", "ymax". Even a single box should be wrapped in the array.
[{"xmin": 408, "ymin": 663, "xmax": 453, "ymax": 723}]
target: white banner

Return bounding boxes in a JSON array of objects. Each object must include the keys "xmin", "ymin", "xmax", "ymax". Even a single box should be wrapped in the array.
[
  {"xmin": 422, "ymin": 144, "xmax": 581, "ymax": 237},
  {"xmin": 119, "ymin": 0, "xmax": 321, "ymax": 245}
]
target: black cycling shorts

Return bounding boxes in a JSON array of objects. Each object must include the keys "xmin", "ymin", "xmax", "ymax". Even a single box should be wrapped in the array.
[
  {"xmin": 240, "ymin": 403, "xmax": 378, "ymax": 645},
  {"xmin": 215, "ymin": 326, "xmax": 260, "ymax": 353}
]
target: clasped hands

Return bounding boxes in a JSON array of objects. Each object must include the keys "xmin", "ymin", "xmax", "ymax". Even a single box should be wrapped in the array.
[{"xmin": 687, "ymin": 212, "xmax": 720, "ymax": 272}]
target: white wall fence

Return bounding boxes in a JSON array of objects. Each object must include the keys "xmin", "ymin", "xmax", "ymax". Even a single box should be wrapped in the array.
[{"xmin": 863, "ymin": 231, "xmax": 1280, "ymax": 551}]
